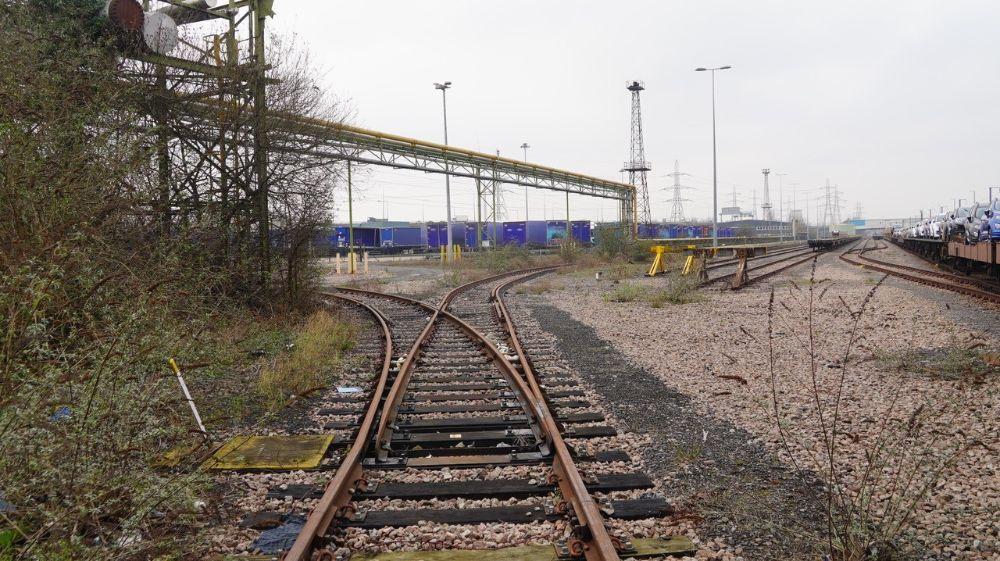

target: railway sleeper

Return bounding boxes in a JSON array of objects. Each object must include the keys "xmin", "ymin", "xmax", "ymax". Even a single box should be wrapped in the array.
[
  {"xmin": 402, "ymin": 389, "xmax": 585, "ymax": 402},
  {"xmin": 388, "ymin": 425, "xmax": 616, "ymax": 447},
  {"xmin": 265, "ymin": 472, "xmax": 652, "ymax": 502},
  {"xmin": 374, "ymin": 446, "xmax": 631, "ymax": 464},
  {"xmin": 338, "ymin": 497, "xmax": 673, "ymax": 529}
]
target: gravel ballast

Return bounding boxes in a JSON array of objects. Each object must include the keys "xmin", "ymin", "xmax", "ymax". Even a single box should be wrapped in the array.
[{"xmin": 529, "ymin": 246, "xmax": 998, "ymax": 560}]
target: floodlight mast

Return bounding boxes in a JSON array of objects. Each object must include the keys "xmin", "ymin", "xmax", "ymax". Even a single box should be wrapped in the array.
[
  {"xmin": 694, "ymin": 65, "xmax": 731, "ymax": 247},
  {"xmin": 434, "ymin": 81, "xmax": 453, "ymax": 261}
]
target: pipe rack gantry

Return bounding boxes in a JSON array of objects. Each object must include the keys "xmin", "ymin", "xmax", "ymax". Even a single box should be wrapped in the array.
[
  {"xmin": 171, "ymin": 98, "xmax": 638, "ymax": 231},
  {"xmin": 134, "ymin": 0, "xmax": 638, "ymax": 237},
  {"xmin": 267, "ymin": 113, "xmax": 635, "ymax": 203}
]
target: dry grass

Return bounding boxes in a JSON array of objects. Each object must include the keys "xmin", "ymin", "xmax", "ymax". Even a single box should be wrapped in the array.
[
  {"xmin": 517, "ymin": 278, "xmax": 563, "ymax": 295},
  {"xmin": 604, "ymin": 282, "xmax": 646, "ymax": 303},
  {"xmin": 648, "ymin": 276, "xmax": 702, "ymax": 308},
  {"xmin": 257, "ymin": 310, "xmax": 356, "ymax": 409},
  {"xmin": 875, "ymin": 344, "xmax": 999, "ymax": 382}
]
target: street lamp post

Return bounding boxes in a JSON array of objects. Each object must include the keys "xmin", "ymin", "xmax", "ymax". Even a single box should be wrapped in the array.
[
  {"xmin": 520, "ymin": 142, "xmax": 530, "ymax": 223},
  {"xmin": 695, "ymin": 65, "xmax": 731, "ymax": 247},
  {"xmin": 775, "ymin": 172, "xmax": 787, "ymax": 241},
  {"xmin": 435, "ymin": 81, "xmax": 453, "ymax": 261}
]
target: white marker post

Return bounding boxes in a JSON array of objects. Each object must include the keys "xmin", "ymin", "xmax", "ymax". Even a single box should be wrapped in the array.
[{"xmin": 168, "ymin": 358, "xmax": 208, "ymax": 436}]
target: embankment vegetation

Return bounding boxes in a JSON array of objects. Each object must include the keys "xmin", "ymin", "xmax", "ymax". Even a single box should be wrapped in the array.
[{"xmin": 0, "ymin": 3, "xmax": 349, "ymax": 558}]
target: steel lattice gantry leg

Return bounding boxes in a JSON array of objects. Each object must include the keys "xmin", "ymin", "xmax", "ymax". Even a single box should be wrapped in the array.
[{"xmin": 478, "ymin": 176, "xmax": 504, "ymax": 248}]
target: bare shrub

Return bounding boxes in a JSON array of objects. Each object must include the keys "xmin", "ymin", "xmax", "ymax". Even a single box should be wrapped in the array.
[
  {"xmin": 0, "ymin": 3, "xmax": 350, "ymax": 558},
  {"xmin": 762, "ymin": 262, "xmax": 992, "ymax": 559},
  {"xmin": 604, "ymin": 283, "xmax": 646, "ymax": 303}
]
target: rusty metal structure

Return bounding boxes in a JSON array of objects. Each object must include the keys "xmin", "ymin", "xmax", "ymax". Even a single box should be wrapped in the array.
[{"xmin": 109, "ymin": 0, "xmax": 637, "ymax": 269}]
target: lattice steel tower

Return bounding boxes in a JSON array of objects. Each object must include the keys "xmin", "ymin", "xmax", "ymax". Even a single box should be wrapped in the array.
[
  {"xmin": 623, "ymin": 81, "xmax": 653, "ymax": 230},
  {"xmin": 666, "ymin": 160, "xmax": 690, "ymax": 222},
  {"xmin": 761, "ymin": 168, "xmax": 773, "ymax": 221}
]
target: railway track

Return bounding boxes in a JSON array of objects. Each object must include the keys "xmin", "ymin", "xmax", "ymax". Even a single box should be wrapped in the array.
[
  {"xmin": 702, "ymin": 242, "xmax": 808, "ymax": 272},
  {"xmin": 840, "ymin": 239, "xmax": 1000, "ymax": 304},
  {"xmin": 702, "ymin": 245, "xmax": 822, "ymax": 289},
  {"xmin": 278, "ymin": 268, "xmax": 680, "ymax": 560}
]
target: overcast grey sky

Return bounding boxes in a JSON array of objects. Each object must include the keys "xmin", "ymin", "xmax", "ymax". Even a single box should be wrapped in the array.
[{"xmin": 269, "ymin": 0, "xmax": 1000, "ymax": 224}]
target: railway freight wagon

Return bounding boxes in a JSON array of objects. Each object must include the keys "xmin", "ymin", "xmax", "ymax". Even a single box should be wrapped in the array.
[
  {"xmin": 545, "ymin": 221, "xmax": 570, "ymax": 245},
  {"xmin": 331, "ymin": 226, "xmax": 380, "ymax": 249},
  {"xmin": 464, "ymin": 223, "xmax": 503, "ymax": 248},
  {"xmin": 380, "ymin": 226, "xmax": 427, "ymax": 249},
  {"xmin": 427, "ymin": 222, "xmax": 467, "ymax": 249},
  {"xmin": 571, "ymin": 220, "xmax": 592, "ymax": 245},
  {"xmin": 541, "ymin": 221, "xmax": 593, "ymax": 245},
  {"xmin": 502, "ymin": 220, "xmax": 548, "ymax": 247}
]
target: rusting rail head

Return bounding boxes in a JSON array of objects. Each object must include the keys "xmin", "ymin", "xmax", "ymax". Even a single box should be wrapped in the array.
[
  {"xmin": 282, "ymin": 295, "xmax": 394, "ymax": 561},
  {"xmin": 491, "ymin": 272, "xmax": 623, "ymax": 561}
]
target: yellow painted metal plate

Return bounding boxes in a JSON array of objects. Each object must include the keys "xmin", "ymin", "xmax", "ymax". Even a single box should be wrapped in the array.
[
  {"xmin": 201, "ymin": 435, "xmax": 334, "ymax": 471},
  {"xmin": 353, "ymin": 537, "xmax": 697, "ymax": 560}
]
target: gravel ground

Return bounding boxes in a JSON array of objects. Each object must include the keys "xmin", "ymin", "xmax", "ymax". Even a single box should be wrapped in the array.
[
  {"xmin": 528, "ymin": 247, "xmax": 999, "ymax": 560},
  {"xmin": 512, "ymin": 289, "xmax": 827, "ymax": 560}
]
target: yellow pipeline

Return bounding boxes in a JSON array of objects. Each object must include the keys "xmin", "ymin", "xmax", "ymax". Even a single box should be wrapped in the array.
[{"xmin": 275, "ymin": 109, "xmax": 635, "ymax": 193}]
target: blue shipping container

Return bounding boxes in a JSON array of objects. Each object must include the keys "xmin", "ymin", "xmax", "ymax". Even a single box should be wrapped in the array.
[
  {"xmin": 463, "ymin": 223, "xmax": 503, "ymax": 248},
  {"xmin": 333, "ymin": 226, "xmax": 379, "ymax": 248},
  {"xmin": 381, "ymin": 226, "xmax": 426, "ymax": 248},
  {"xmin": 502, "ymin": 221, "xmax": 526, "ymax": 246},
  {"xmin": 501, "ymin": 221, "xmax": 547, "ymax": 246},
  {"xmin": 545, "ymin": 221, "xmax": 569, "ymax": 245},
  {"xmin": 571, "ymin": 221, "xmax": 592, "ymax": 244},
  {"xmin": 428, "ymin": 222, "xmax": 466, "ymax": 249}
]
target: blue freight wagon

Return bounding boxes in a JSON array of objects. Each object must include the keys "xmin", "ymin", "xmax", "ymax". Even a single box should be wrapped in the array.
[
  {"xmin": 502, "ymin": 220, "xmax": 548, "ymax": 246},
  {"xmin": 571, "ymin": 221, "xmax": 592, "ymax": 245},
  {"xmin": 464, "ymin": 223, "xmax": 503, "ymax": 248},
  {"xmin": 545, "ymin": 220, "xmax": 569, "ymax": 245},
  {"xmin": 380, "ymin": 226, "xmax": 427, "ymax": 249},
  {"xmin": 428, "ymin": 222, "xmax": 466, "ymax": 249},
  {"xmin": 332, "ymin": 226, "xmax": 379, "ymax": 248}
]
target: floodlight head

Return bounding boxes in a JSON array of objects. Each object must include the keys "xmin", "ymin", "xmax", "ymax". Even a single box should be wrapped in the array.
[
  {"xmin": 695, "ymin": 67, "xmax": 707, "ymax": 71},
  {"xmin": 719, "ymin": 65, "xmax": 732, "ymax": 70},
  {"xmin": 434, "ymin": 81, "xmax": 452, "ymax": 91}
]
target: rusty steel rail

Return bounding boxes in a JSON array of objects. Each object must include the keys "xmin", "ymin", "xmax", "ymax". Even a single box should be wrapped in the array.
[
  {"xmin": 702, "ymin": 247, "xmax": 819, "ymax": 288},
  {"xmin": 339, "ymin": 267, "xmax": 560, "ymax": 461},
  {"xmin": 859, "ymin": 242, "xmax": 1000, "ymax": 293},
  {"xmin": 703, "ymin": 243, "xmax": 809, "ymax": 272},
  {"xmin": 283, "ymin": 267, "xmax": 563, "ymax": 560},
  {"xmin": 282, "ymin": 294, "xmax": 394, "ymax": 561},
  {"xmin": 841, "ymin": 240, "xmax": 1000, "ymax": 304},
  {"xmin": 490, "ymin": 272, "xmax": 622, "ymax": 561}
]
